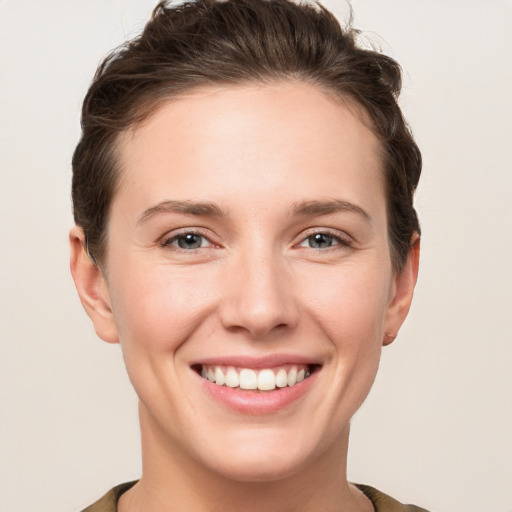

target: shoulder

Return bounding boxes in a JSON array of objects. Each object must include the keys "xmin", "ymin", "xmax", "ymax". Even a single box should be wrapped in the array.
[
  {"xmin": 355, "ymin": 484, "xmax": 431, "ymax": 512},
  {"xmin": 80, "ymin": 481, "xmax": 137, "ymax": 512}
]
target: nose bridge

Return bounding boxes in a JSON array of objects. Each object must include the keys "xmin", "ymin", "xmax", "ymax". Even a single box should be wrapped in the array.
[{"xmin": 219, "ymin": 239, "xmax": 298, "ymax": 339}]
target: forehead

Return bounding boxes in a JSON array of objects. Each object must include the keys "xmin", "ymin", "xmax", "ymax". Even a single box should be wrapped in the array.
[{"xmin": 114, "ymin": 81, "xmax": 385, "ymax": 218}]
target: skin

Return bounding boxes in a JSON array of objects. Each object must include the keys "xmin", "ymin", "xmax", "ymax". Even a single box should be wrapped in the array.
[{"xmin": 70, "ymin": 81, "xmax": 419, "ymax": 512}]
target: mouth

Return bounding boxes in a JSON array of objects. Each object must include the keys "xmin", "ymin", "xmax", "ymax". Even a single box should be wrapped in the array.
[{"xmin": 192, "ymin": 363, "xmax": 320, "ymax": 392}]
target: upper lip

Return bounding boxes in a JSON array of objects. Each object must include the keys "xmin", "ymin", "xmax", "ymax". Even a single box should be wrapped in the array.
[{"xmin": 190, "ymin": 354, "xmax": 322, "ymax": 369}]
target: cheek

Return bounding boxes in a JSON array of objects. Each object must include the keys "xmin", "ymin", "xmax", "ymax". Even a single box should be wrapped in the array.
[
  {"xmin": 108, "ymin": 262, "xmax": 220, "ymax": 352},
  {"xmin": 303, "ymin": 261, "xmax": 392, "ymax": 345},
  {"xmin": 106, "ymin": 263, "xmax": 223, "ymax": 411}
]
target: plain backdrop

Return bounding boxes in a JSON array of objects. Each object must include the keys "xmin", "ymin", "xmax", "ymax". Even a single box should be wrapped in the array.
[{"xmin": 1, "ymin": 1, "xmax": 511, "ymax": 511}]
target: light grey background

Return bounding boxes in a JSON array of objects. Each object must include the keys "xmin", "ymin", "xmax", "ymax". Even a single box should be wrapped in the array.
[{"xmin": 1, "ymin": 1, "xmax": 511, "ymax": 511}]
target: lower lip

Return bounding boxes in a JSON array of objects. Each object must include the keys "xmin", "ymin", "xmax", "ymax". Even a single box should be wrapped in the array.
[{"xmin": 197, "ymin": 370, "xmax": 319, "ymax": 415}]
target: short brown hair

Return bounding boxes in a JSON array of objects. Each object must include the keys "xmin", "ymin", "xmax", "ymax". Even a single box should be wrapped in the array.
[{"xmin": 72, "ymin": 0, "xmax": 421, "ymax": 270}]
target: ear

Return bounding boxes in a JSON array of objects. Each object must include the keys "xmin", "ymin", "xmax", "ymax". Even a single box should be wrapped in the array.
[
  {"xmin": 383, "ymin": 233, "xmax": 420, "ymax": 346},
  {"xmin": 69, "ymin": 226, "xmax": 119, "ymax": 344}
]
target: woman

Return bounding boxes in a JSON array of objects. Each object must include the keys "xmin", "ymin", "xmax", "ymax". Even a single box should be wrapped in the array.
[{"xmin": 70, "ymin": 0, "xmax": 425, "ymax": 510}]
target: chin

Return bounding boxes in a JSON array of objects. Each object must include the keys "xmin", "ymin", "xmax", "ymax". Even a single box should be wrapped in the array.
[
  {"xmin": 189, "ymin": 423, "xmax": 329, "ymax": 483},
  {"xmin": 202, "ymin": 450, "xmax": 310, "ymax": 483}
]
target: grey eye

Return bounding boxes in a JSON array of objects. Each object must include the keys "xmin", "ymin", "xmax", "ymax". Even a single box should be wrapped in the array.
[
  {"xmin": 176, "ymin": 233, "xmax": 205, "ymax": 249},
  {"xmin": 306, "ymin": 233, "xmax": 337, "ymax": 249}
]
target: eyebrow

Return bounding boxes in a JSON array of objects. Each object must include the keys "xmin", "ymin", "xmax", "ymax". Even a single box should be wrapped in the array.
[
  {"xmin": 137, "ymin": 200, "xmax": 228, "ymax": 225},
  {"xmin": 137, "ymin": 198, "xmax": 371, "ymax": 225},
  {"xmin": 289, "ymin": 199, "xmax": 371, "ymax": 221}
]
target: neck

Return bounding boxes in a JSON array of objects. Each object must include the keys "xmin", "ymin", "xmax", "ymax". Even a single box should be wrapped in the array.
[{"xmin": 119, "ymin": 403, "xmax": 372, "ymax": 512}]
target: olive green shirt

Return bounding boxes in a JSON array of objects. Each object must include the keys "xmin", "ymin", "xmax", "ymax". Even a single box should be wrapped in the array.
[{"xmin": 80, "ymin": 481, "xmax": 430, "ymax": 512}]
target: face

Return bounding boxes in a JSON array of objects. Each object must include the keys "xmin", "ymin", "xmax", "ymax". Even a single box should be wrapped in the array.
[{"xmin": 72, "ymin": 81, "xmax": 417, "ymax": 482}]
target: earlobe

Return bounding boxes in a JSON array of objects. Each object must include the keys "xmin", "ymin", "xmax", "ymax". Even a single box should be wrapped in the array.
[
  {"xmin": 383, "ymin": 234, "xmax": 420, "ymax": 346},
  {"xmin": 69, "ymin": 226, "xmax": 119, "ymax": 344}
]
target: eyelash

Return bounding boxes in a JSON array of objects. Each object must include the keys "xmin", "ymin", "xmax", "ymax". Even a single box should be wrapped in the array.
[
  {"xmin": 160, "ymin": 229, "xmax": 215, "ymax": 252},
  {"xmin": 160, "ymin": 228, "xmax": 352, "ymax": 253},
  {"xmin": 297, "ymin": 228, "xmax": 352, "ymax": 250}
]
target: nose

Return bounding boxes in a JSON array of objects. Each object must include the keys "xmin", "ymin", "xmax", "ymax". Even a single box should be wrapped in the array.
[{"xmin": 218, "ymin": 247, "xmax": 300, "ymax": 340}]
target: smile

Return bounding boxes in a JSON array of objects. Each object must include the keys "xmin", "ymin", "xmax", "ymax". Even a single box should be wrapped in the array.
[
  {"xmin": 192, "ymin": 359, "xmax": 321, "ymax": 414},
  {"xmin": 200, "ymin": 364, "xmax": 313, "ymax": 391}
]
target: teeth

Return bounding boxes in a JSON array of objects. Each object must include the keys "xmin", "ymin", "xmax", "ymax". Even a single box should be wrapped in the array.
[
  {"xmin": 200, "ymin": 364, "xmax": 313, "ymax": 391},
  {"xmin": 214, "ymin": 367, "xmax": 225, "ymax": 386},
  {"xmin": 239, "ymin": 369, "xmax": 258, "ymax": 389},
  {"xmin": 275, "ymin": 368, "xmax": 288, "ymax": 388},
  {"xmin": 257, "ymin": 369, "xmax": 276, "ymax": 391},
  {"xmin": 287, "ymin": 366, "xmax": 297, "ymax": 387},
  {"xmin": 225, "ymin": 366, "xmax": 239, "ymax": 388}
]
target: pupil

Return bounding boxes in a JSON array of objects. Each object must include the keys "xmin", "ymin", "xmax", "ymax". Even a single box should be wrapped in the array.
[
  {"xmin": 178, "ymin": 234, "xmax": 201, "ymax": 249},
  {"xmin": 311, "ymin": 233, "xmax": 332, "ymax": 248}
]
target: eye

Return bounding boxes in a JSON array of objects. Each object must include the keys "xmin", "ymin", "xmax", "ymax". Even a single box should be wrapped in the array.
[
  {"xmin": 161, "ymin": 231, "xmax": 214, "ymax": 251},
  {"xmin": 298, "ymin": 231, "xmax": 351, "ymax": 249}
]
